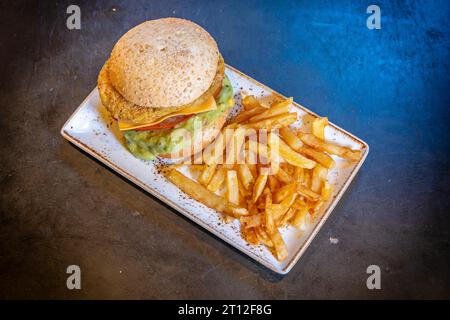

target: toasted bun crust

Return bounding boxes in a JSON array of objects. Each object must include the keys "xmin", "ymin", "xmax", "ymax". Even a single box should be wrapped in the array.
[
  {"xmin": 108, "ymin": 18, "xmax": 219, "ymax": 108},
  {"xmin": 159, "ymin": 103, "xmax": 232, "ymax": 159}
]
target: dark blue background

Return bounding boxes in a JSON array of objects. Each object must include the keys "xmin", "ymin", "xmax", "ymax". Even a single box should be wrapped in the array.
[{"xmin": 0, "ymin": 0, "xmax": 449, "ymax": 298}]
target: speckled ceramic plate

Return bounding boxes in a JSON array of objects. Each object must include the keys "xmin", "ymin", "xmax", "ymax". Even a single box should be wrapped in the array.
[{"xmin": 61, "ymin": 65, "xmax": 368, "ymax": 274}]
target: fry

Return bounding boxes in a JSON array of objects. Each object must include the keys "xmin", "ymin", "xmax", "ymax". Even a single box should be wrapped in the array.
[
  {"xmin": 242, "ymin": 95, "xmax": 262, "ymax": 110},
  {"xmin": 280, "ymin": 207, "xmax": 296, "ymax": 227},
  {"xmin": 225, "ymin": 127, "xmax": 246, "ymax": 165},
  {"xmin": 312, "ymin": 117, "xmax": 328, "ymax": 140},
  {"xmin": 293, "ymin": 167, "xmax": 304, "ymax": 184},
  {"xmin": 240, "ymin": 214, "xmax": 262, "ymax": 228},
  {"xmin": 299, "ymin": 133, "xmax": 362, "ymax": 161},
  {"xmin": 248, "ymin": 163, "xmax": 257, "ymax": 179},
  {"xmin": 252, "ymin": 172, "xmax": 268, "ymax": 203},
  {"xmin": 274, "ymin": 183, "xmax": 297, "ymax": 203},
  {"xmin": 311, "ymin": 165, "xmax": 328, "ymax": 193},
  {"xmin": 297, "ymin": 184, "xmax": 321, "ymax": 201},
  {"xmin": 223, "ymin": 215, "xmax": 234, "ymax": 223},
  {"xmin": 269, "ymin": 133, "xmax": 316, "ymax": 169},
  {"xmin": 246, "ymin": 199, "xmax": 258, "ymax": 215},
  {"xmin": 342, "ymin": 149, "xmax": 362, "ymax": 162},
  {"xmin": 244, "ymin": 112, "xmax": 297, "ymax": 129},
  {"xmin": 236, "ymin": 175, "xmax": 249, "ymax": 200},
  {"xmin": 198, "ymin": 163, "xmax": 217, "ymax": 186},
  {"xmin": 188, "ymin": 164, "xmax": 205, "ymax": 171},
  {"xmin": 242, "ymin": 227, "xmax": 260, "ymax": 245},
  {"xmin": 321, "ymin": 181, "xmax": 334, "ymax": 201},
  {"xmin": 248, "ymin": 97, "xmax": 292, "ymax": 123},
  {"xmin": 246, "ymin": 140, "xmax": 270, "ymax": 163},
  {"xmin": 226, "ymin": 170, "xmax": 240, "ymax": 205},
  {"xmin": 273, "ymin": 192, "xmax": 297, "ymax": 223},
  {"xmin": 264, "ymin": 193, "xmax": 275, "ymax": 233},
  {"xmin": 291, "ymin": 204, "xmax": 309, "ymax": 229},
  {"xmin": 255, "ymin": 227, "xmax": 273, "ymax": 247},
  {"xmin": 237, "ymin": 164, "xmax": 255, "ymax": 190},
  {"xmin": 311, "ymin": 199, "xmax": 325, "ymax": 215},
  {"xmin": 269, "ymin": 229, "xmax": 288, "ymax": 261},
  {"xmin": 298, "ymin": 146, "xmax": 335, "ymax": 169},
  {"xmin": 303, "ymin": 169, "xmax": 311, "ymax": 188},
  {"xmin": 207, "ymin": 166, "xmax": 226, "ymax": 192},
  {"xmin": 268, "ymin": 175, "xmax": 281, "ymax": 192},
  {"xmin": 279, "ymin": 126, "xmax": 303, "ymax": 150},
  {"xmin": 275, "ymin": 167, "xmax": 294, "ymax": 184},
  {"xmin": 234, "ymin": 106, "xmax": 266, "ymax": 123},
  {"xmin": 281, "ymin": 162, "xmax": 294, "ymax": 175},
  {"xmin": 165, "ymin": 169, "xmax": 248, "ymax": 217},
  {"xmin": 265, "ymin": 194, "xmax": 287, "ymax": 261}
]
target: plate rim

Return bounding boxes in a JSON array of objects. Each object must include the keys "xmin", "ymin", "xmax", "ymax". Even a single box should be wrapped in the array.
[{"xmin": 61, "ymin": 65, "xmax": 369, "ymax": 274}]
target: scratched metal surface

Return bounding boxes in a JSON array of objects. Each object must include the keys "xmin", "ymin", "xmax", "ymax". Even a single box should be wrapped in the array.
[{"xmin": 0, "ymin": 0, "xmax": 449, "ymax": 299}]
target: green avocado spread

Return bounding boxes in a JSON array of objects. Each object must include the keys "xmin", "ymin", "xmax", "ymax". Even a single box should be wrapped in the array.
[{"xmin": 123, "ymin": 75, "xmax": 233, "ymax": 160}]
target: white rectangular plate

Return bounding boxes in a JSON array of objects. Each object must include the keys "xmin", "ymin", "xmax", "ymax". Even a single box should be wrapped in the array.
[{"xmin": 61, "ymin": 65, "xmax": 368, "ymax": 274}]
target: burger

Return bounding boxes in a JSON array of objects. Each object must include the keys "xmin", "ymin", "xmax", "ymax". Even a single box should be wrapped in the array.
[{"xmin": 98, "ymin": 18, "xmax": 234, "ymax": 160}]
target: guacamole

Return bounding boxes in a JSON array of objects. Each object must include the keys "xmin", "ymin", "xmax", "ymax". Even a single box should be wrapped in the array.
[{"xmin": 124, "ymin": 75, "xmax": 234, "ymax": 160}]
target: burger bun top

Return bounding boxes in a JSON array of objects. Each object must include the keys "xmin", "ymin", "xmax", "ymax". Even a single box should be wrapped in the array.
[{"xmin": 107, "ymin": 18, "xmax": 220, "ymax": 109}]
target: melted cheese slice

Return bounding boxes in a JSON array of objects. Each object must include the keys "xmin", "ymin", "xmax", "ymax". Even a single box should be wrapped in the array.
[{"xmin": 118, "ymin": 96, "xmax": 217, "ymax": 131}]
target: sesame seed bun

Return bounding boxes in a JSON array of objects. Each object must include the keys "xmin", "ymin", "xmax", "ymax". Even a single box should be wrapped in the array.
[{"xmin": 107, "ymin": 18, "xmax": 220, "ymax": 108}]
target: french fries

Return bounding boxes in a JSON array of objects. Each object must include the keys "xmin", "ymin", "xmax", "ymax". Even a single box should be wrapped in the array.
[
  {"xmin": 207, "ymin": 166, "xmax": 226, "ymax": 192},
  {"xmin": 265, "ymin": 193, "xmax": 288, "ymax": 261},
  {"xmin": 275, "ymin": 167, "xmax": 294, "ymax": 184},
  {"xmin": 273, "ymin": 183, "xmax": 296, "ymax": 203},
  {"xmin": 252, "ymin": 172, "xmax": 268, "ymax": 203},
  {"xmin": 255, "ymin": 227, "xmax": 273, "ymax": 247},
  {"xmin": 273, "ymin": 192, "xmax": 297, "ymax": 223},
  {"xmin": 311, "ymin": 165, "xmax": 328, "ymax": 193},
  {"xmin": 248, "ymin": 163, "xmax": 257, "ymax": 179},
  {"xmin": 237, "ymin": 164, "xmax": 254, "ymax": 190},
  {"xmin": 234, "ymin": 106, "xmax": 266, "ymax": 123},
  {"xmin": 291, "ymin": 203, "xmax": 309, "ymax": 229},
  {"xmin": 279, "ymin": 126, "xmax": 303, "ymax": 150},
  {"xmin": 165, "ymin": 169, "xmax": 248, "ymax": 218},
  {"xmin": 299, "ymin": 132, "xmax": 362, "ymax": 161},
  {"xmin": 248, "ymin": 98, "xmax": 293, "ymax": 123},
  {"xmin": 271, "ymin": 129, "xmax": 337, "ymax": 171},
  {"xmin": 226, "ymin": 170, "xmax": 240, "ymax": 205},
  {"xmin": 321, "ymin": 181, "xmax": 334, "ymax": 201},
  {"xmin": 268, "ymin": 175, "xmax": 281, "ymax": 192},
  {"xmin": 186, "ymin": 164, "xmax": 204, "ymax": 171},
  {"xmin": 293, "ymin": 167, "xmax": 304, "ymax": 184},
  {"xmin": 225, "ymin": 127, "xmax": 246, "ymax": 165},
  {"xmin": 247, "ymin": 140, "xmax": 270, "ymax": 162},
  {"xmin": 240, "ymin": 214, "xmax": 262, "ymax": 228},
  {"xmin": 298, "ymin": 146, "xmax": 335, "ymax": 169},
  {"xmin": 242, "ymin": 95, "xmax": 262, "ymax": 110},
  {"xmin": 164, "ymin": 95, "xmax": 364, "ymax": 262},
  {"xmin": 242, "ymin": 227, "xmax": 259, "ymax": 245},
  {"xmin": 297, "ymin": 184, "xmax": 321, "ymax": 201},
  {"xmin": 269, "ymin": 133, "xmax": 316, "ymax": 169},
  {"xmin": 198, "ymin": 163, "xmax": 217, "ymax": 186},
  {"xmin": 244, "ymin": 112, "xmax": 297, "ymax": 129},
  {"xmin": 312, "ymin": 117, "xmax": 328, "ymax": 140},
  {"xmin": 236, "ymin": 176, "xmax": 249, "ymax": 200}
]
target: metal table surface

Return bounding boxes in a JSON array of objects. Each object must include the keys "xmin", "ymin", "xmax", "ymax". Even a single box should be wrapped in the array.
[{"xmin": 0, "ymin": 0, "xmax": 449, "ymax": 299}]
